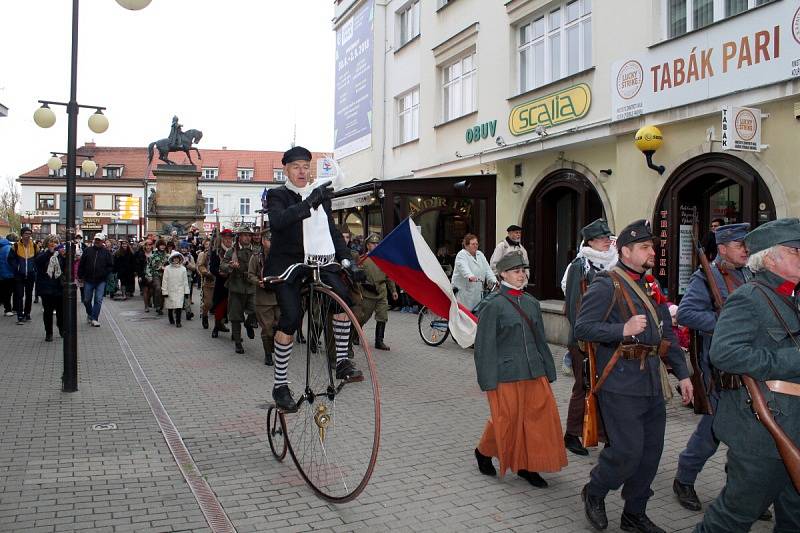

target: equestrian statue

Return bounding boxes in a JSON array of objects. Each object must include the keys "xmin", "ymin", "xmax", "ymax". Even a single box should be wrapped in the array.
[{"xmin": 147, "ymin": 115, "xmax": 203, "ymax": 166}]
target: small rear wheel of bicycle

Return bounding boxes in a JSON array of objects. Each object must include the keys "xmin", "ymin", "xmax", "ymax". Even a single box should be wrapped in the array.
[
  {"xmin": 282, "ymin": 285, "xmax": 380, "ymax": 503},
  {"xmin": 418, "ymin": 306, "xmax": 450, "ymax": 346},
  {"xmin": 266, "ymin": 405, "xmax": 287, "ymax": 461}
]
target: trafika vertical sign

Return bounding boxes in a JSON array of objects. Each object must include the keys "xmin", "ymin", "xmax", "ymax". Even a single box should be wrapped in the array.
[{"xmin": 721, "ymin": 106, "xmax": 762, "ymax": 152}]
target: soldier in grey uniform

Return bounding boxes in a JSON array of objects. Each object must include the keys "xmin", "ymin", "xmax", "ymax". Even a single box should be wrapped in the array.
[
  {"xmin": 248, "ymin": 228, "xmax": 280, "ymax": 366},
  {"xmin": 695, "ymin": 218, "xmax": 800, "ymax": 533},
  {"xmin": 221, "ymin": 227, "xmax": 257, "ymax": 354},
  {"xmin": 575, "ymin": 219, "xmax": 693, "ymax": 533},
  {"xmin": 358, "ymin": 234, "xmax": 398, "ymax": 351}
]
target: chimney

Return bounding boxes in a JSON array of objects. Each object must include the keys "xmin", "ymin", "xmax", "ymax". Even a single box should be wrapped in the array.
[{"xmin": 85, "ymin": 141, "xmax": 96, "ymax": 149}]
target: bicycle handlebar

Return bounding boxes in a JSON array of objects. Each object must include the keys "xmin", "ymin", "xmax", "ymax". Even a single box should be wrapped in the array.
[{"xmin": 264, "ymin": 260, "xmax": 343, "ymax": 285}]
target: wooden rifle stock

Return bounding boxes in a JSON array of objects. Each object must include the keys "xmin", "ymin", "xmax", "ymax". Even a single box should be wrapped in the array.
[
  {"xmin": 696, "ymin": 236, "xmax": 800, "ymax": 490},
  {"xmin": 689, "ymin": 238, "xmax": 719, "ymax": 415},
  {"xmin": 582, "ymin": 341, "xmax": 600, "ymax": 447}
]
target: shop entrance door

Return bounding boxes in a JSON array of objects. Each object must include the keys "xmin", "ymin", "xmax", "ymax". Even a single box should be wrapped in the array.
[
  {"xmin": 653, "ymin": 153, "xmax": 775, "ymax": 300},
  {"xmin": 523, "ymin": 170, "xmax": 604, "ymax": 300}
]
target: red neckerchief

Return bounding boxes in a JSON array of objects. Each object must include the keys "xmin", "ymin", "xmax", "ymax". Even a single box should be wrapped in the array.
[
  {"xmin": 776, "ymin": 281, "xmax": 795, "ymax": 297},
  {"xmin": 507, "ymin": 288, "xmax": 524, "ymax": 296}
]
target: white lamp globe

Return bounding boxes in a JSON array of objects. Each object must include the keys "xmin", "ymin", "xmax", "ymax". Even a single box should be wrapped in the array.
[
  {"xmin": 34, "ymin": 106, "xmax": 57, "ymax": 128},
  {"xmin": 87, "ymin": 111, "xmax": 109, "ymax": 134},
  {"xmin": 81, "ymin": 159, "xmax": 98, "ymax": 176},
  {"xmin": 115, "ymin": 0, "xmax": 152, "ymax": 10},
  {"xmin": 47, "ymin": 156, "xmax": 63, "ymax": 171}
]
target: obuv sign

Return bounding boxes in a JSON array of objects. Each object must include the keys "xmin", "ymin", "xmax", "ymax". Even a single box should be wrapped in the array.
[{"xmin": 465, "ymin": 120, "xmax": 497, "ymax": 143}]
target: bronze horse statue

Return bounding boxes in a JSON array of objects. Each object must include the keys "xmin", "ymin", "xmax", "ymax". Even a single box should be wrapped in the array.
[{"xmin": 147, "ymin": 129, "xmax": 203, "ymax": 166}]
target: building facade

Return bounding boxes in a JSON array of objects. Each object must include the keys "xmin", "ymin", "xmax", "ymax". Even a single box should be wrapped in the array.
[
  {"xmin": 19, "ymin": 143, "xmax": 328, "ymax": 240},
  {"xmin": 333, "ymin": 0, "xmax": 800, "ymax": 309}
]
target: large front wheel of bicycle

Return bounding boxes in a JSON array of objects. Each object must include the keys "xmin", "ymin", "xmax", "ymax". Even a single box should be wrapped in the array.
[
  {"xmin": 418, "ymin": 306, "xmax": 450, "ymax": 346},
  {"xmin": 282, "ymin": 285, "xmax": 380, "ymax": 503}
]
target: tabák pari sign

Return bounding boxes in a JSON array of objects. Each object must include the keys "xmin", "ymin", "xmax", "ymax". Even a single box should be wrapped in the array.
[
  {"xmin": 611, "ymin": 0, "xmax": 800, "ymax": 121},
  {"xmin": 508, "ymin": 83, "xmax": 591, "ymax": 136}
]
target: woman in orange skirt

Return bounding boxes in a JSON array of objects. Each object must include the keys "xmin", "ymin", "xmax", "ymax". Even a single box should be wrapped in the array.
[{"xmin": 473, "ymin": 251, "xmax": 567, "ymax": 487}]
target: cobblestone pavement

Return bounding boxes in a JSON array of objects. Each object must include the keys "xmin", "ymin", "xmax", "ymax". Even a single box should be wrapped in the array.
[{"xmin": 0, "ymin": 297, "xmax": 773, "ymax": 532}]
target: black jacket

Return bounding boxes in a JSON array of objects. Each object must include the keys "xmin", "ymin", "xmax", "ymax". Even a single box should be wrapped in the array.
[
  {"xmin": 113, "ymin": 251, "xmax": 136, "ymax": 279},
  {"xmin": 78, "ymin": 245, "xmax": 114, "ymax": 283},
  {"xmin": 266, "ymin": 186, "xmax": 349, "ymax": 276},
  {"xmin": 34, "ymin": 250, "xmax": 65, "ymax": 296}
]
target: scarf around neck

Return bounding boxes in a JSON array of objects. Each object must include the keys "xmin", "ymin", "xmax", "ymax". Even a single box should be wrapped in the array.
[
  {"xmin": 560, "ymin": 243, "xmax": 618, "ymax": 294},
  {"xmin": 285, "ymin": 179, "xmax": 335, "ymax": 264},
  {"xmin": 47, "ymin": 253, "xmax": 62, "ymax": 279}
]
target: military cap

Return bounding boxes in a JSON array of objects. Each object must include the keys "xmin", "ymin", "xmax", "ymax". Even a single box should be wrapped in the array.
[
  {"xmin": 365, "ymin": 233, "xmax": 381, "ymax": 244},
  {"xmin": 582, "ymin": 218, "xmax": 613, "ymax": 241},
  {"xmin": 496, "ymin": 251, "xmax": 529, "ymax": 272},
  {"xmin": 281, "ymin": 146, "xmax": 312, "ymax": 165},
  {"xmin": 744, "ymin": 218, "xmax": 800, "ymax": 255},
  {"xmin": 220, "ymin": 228, "xmax": 234, "ymax": 237},
  {"xmin": 235, "ymin": 225, "xmax": 254, "ymax": 235},
  {"xmin": 714, "ymin": 223, "xmax": 750, "ymax": 244},
  {"xmin": 616, "ymin": 219, "xmax": 655, "ymax": 249},
  {"xmin": 506, "ymin": 224, "xmax": 523, "ymax": 232}
]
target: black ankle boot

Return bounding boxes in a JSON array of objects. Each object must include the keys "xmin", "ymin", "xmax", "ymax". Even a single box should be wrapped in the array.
[
  {"xmin": 582, "ymin": 484, "xmax": 608, "ymax": 530},
  {"xmin": 474, "ymin": 448, "xmax": 496, "ymax": 476},
  {"xmin": 202, "ymin": 315, "xmax": 209, "ymax": 329},
  {"xmin": 375, "ymin": 321, "xmax": 390, "ymax": 350},
  {"xmin": 672, "ymin": 479, "xmax": 701, "ymax": 511},
  {"xmin": 620, "ymin": 512, "xmax": 665, "ymax": 533},
  {"xmin": 565, "ymin": 433, "xmax": 589, "ymax": 456},
  {"xmin": 518, "ymin": 470, "xmax": 548, "ymax": 488}
]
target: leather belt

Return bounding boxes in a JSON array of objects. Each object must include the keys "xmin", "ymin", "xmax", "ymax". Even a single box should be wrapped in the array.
[
  {"xmin": 618, "ymin": 344, "xmax": 658, "ymax": 360},
  {"xmin": 766, "ymin": 380, "xmax": 800, "ymax": 397}
]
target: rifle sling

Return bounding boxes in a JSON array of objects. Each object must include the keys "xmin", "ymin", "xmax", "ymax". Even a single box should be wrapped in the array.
[{"xmin": 752, "ymin": 283, "xmax": 800, "ymax": 350}]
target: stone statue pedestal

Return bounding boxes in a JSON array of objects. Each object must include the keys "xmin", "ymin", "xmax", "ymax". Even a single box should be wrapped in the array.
[{"xmin": 147, "ymin": 165, "xmax": 204, "ymax": 235}]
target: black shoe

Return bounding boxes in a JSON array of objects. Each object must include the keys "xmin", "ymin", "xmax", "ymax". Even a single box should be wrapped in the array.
[
  {"xmin": 296, "ymin": 332, "xmax": 306, "ymax": 344},
  {"xmin": 217, "ymin": 323, "xmax": 229, "ymax": 333},
  {"xmin": 264, "ymin": 352, "xmax": 274, "ymax": 366},
  {"xmin": 235, "ymin": 342, "xmax": 244, "ymax": 354},
  {"xmin": 202, "ymin": 315, "xmax": 209, "ymax": 329},
  {"xmin": 474, "ymin": 448, "xmax": 496, "ymax": 476},
  {"xmin": 565, "ymin": 433, "xmax": 589, "ymax": 456},
  {"xmin": 672, "ymin": 479, "xmax": 701, "ymax": 511},
  {"xmin": 168, "ymin": 316, "xmax": 175, "ymax": 325},
  {"xmin": 272, "ymin": 385, "xmax": 298, "ymax": 413},
  {"xmin": 518, "ymin": 470, "xmax": 548, "ymax": 488},
  {"xmin": 245, "ymin": 324, "xmax": 255, "ymax": 339},
  {"xmin": 352, "ymin": 335, "xmax": 359, "ymax": 345},
  {"xmin": 620, "ymin": 512, "xmax": 665, "ymax": 533},
  {"xmin": 759, "ymin": 508, "xmax": 773, "ymax": 521},
  {"xmin": 582, "ymin": 485, "xmax": 608, "ymax": 530},
  {"xmin": 186, "ymin": 312, "xmax": 193, "ymax": 321},
  {"xmin": 212, "ymin": 328, "xmax": 219, "ymax": 338},
  {"xmin": 176, "ymin": 322, "xmax": 182, "ymax": 328},
  {"xmin": 45, "ymin": 333, "xmax": 53, "ymax": 342},
  {"xmin": 375, "ymin": 340, "xmax": 390, "ymax": 350},
  {"xmin": 335, "ymin": 359, "xmax": 363, "ymax": 381}
]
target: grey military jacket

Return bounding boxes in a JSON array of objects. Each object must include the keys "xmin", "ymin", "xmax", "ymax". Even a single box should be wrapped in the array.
[
  {"xmin": 574, "ymin": 265, "xmax": 690, "ymax": 397},
  {"xmin": 710, "ymin": 269, "xmax": 800, "ymax": 459}
]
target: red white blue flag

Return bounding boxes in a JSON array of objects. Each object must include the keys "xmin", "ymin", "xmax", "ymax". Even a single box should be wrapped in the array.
[{"xmin": 367, "ymin": 217, "xmax": 477, "ymax": 347}]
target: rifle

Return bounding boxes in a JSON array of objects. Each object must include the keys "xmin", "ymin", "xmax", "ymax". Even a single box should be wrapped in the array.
[
  {"xmin": 698, "ymin": 237, "xmax": 800, "ymax": 492},
  {"xmin": 689, "ymin": 236, "xmax": 716, "ymax": 415},
  {"xmin": 579, "ymin": 278, "xmax": 600, "ymax": 447}
]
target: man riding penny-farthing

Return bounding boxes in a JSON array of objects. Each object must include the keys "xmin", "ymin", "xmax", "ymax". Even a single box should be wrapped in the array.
[{"xmin": 263, "ymin": 146, "xmax": 380, "ymax": 503}]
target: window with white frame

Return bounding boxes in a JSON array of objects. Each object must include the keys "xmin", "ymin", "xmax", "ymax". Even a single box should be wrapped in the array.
[
  {"xmin": 237, "ymin": 168, "xmax": 254, "ymax": 181},
  {"xmin": 204, "ymin": 197, "xmax": 215, "ymax": 215},
  {"xmin": 202, "ymin": 167, "xmax": 218, "ymax": 180},
  {"xmin": 239, "ymin": 198, "xmax": 250, "ymax": 215},
  {"xmin": 273, "ymin": 169, "xmax": 286, "ymax": 182},
  {"xmin": 398, "ymin": 1, "xmax": 420, "ymax": 47},
  {"xmin": 397, "ymin": 88, "xmax": 419, "ymax": 144},
  {"xmin": 37, "ymin": 193, "xmax": 55, "ymax": 210},
  {"xmin": 437, "ymin": 0, "xmax": 452, "ymax": 9},
  {"xmin": 667, "ymin": 0, "xmax": 775, "ymax": 39},
  {"xmin": 518, "ymin": 0, "xmax": 592, "ymax": 94},
  {"xmin": 442, "ymin": 53, "xmax": 477, "ymax": 122}
]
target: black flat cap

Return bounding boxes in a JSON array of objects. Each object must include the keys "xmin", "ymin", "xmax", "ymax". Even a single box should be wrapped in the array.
[
  {"xmin": 506, "ymin": 224, "xmax": 523, "ymax": 232},
  {"xmin": 281, "ymin": 146, "xmax": 312, "ymax": 165},
  {"xmin": 616, "ymin": 219, "xmax": 655, "ymax": 248},
  {"xmin": 581, "ymin": 219, "xmax": 612, "ymax": 241}
]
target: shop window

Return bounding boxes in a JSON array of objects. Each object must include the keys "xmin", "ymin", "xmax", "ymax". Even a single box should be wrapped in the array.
[
  {"xmin": 204, "ymin": 197, "xmax": 215, "ymax": 215},
  {"xmin": 240, "ymin": 197, "xmax": 250, "ymax": 215},
  {"xmin": 37, "ymin": 193, "xmax": 56, "ymax": 210},
  {"xmin": 518, "ymin": 0, "xmax": 591, "ymax": 93},
  {"xmin": 397, "ymin": 87, "xmax": 419, "ymax": 144},
  {"xmin": 666, "ymin": 0, "xmax": 774, "ymax": 39},
  {"xmin": 202, "ymin": 168, "xmax": 218, "ymax": 180},
  {"xmin": 442, "ymin": 53, "xmax": 477, "ymax": 122},
  {"xmin": 398, "ymin": 1, "xmax": 420, "ymax": 47}
]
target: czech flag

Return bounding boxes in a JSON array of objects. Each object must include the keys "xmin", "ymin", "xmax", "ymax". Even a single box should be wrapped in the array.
[{"xmin": 367, "ymin": 217, "xmax": 477, "ymax": 348}]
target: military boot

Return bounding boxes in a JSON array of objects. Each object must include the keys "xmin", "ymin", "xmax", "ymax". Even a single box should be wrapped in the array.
[
  {"xmin": 375, "ymin": 321, "xmax": 390, "ymax": 350},
  {"xmin": 262, "ymin": 337, "xmax": 274, "ymax": 366}
]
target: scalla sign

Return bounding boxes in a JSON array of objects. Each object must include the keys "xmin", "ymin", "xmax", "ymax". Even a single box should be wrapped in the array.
[
  {"xmin": 508, "ymin": 83, "xmax": 592, "ymax": 136},
  {"xmin": 465, "ymin": 120, "xmax": 497, "ymax": 143}
]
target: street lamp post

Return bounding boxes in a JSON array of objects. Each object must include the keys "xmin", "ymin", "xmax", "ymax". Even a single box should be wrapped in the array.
[{"xmin": 33, "ymin": 0, "xmax": 150, "ymax": 392}]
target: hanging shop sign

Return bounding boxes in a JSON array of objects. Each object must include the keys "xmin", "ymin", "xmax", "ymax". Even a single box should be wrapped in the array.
[
  {"xmin": 332, "ymin": 191, "xmax": 375, "ymax": 210},
  {"xmin": 508, "ymin": 83, "xmax": 591, "ymax": 136},
  {"xmin": 117, "ymin": 197, "xmax": 141, "ymax": 221},
  {"xmin": 465, "ymin": 120, "xmax": 497, "ymax": 143},
  {"xmin": 611, "ymin": 0, "xmax": 800, "ymax": 121},
  {"xmin": 721, "ymin": 106, "xmax": 762, "ymax": 152}
]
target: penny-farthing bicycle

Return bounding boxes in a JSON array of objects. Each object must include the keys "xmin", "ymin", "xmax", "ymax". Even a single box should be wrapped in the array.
[{"xmin": 265, "ymin": 261, "xmax": 380, "ymax": 503}]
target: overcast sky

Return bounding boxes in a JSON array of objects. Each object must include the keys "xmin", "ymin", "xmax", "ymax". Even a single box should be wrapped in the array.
[{"xmin": 0, "ymin": 0, "xmax": 336, "ymax": 184}]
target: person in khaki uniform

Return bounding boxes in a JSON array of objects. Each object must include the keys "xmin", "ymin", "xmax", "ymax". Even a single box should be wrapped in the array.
[
  {"xmin": 248, "ymin": 228, "xmax": 280, "ymax": 366},
  {"xmin": 221, "ymin": 227, "xmax": 257, "ymax": 354},
  {"xmin": 196, "ymin": 237, "xmax": 214, "ymax": 329},
  {"xmin": 358, "ymin": 233, "xmax": 398, "ymax": 350}
]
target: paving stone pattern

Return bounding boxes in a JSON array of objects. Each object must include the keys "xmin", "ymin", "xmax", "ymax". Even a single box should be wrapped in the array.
[{"xmin": 0, "ymin": 298, "xmax": 773, "ymax": 532}]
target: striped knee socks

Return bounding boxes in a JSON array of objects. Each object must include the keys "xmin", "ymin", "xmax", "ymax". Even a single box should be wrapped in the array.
[
  {"xmin": 333, "ymin": 319, "xmax": 351, "ymax": 363},
  {"xmin": 273, "ymin": 339, "xmax": 293, "ymax": 388}
]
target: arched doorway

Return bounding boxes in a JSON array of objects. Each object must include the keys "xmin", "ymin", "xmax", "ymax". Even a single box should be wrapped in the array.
[
  {"xmin": 652, "ymin": 153, "xmax": 775, "ymax": 300},
  {"xmin": 522, "ymin": 169, "xmax": 604, "ymax": 300}
]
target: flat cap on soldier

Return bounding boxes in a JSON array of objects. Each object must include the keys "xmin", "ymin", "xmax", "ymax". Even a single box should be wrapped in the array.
[
  {"xmin": 615, "ymin": 219, "xmax": 655, "ymax": 249},
  {"xmin": 744, "ymin": 218, "xmax": 800, "ymax": 255},
  {"xmin": 581, "ymin": 218, "xmax": 613, "ymax": 241},
  {"xmin": 281, "ymin": 146, "xmax": 312, "ymax": 165},
  {"xmin": 236, "ymin": 226, "xmax": 254, "ymax": 235},
  {"xmin": 714, "ymin": 223, "xmax": 750, "ymax": 244},
  {"xmin": 496, "ymin": 251, "xmax": 529, "ymax": 272}
]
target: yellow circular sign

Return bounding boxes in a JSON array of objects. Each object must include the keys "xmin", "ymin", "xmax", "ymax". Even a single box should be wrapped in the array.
[{"xmin": 634, "ymin": 125, "xmax": 663, "ymax": 153}]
